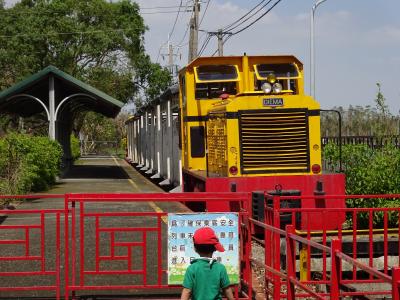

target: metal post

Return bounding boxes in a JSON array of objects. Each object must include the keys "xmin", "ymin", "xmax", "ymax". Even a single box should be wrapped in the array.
[
  {"xmin": 310, "ymin": 0, "xmax": 328, "ymax": 98},
  {"xmin": 286, "ymin": 225, "xmax": 296, "ymax": 300},
  {"xmin": 273, "ymin": 195, "xmax": 281, "ymax": 299},
  {"xmin": 330, "ymin": 239, "xmax": 341, "ymax": 299},
  {"xmin": 320, "ymin": 109, "xmax": 343, "ymax": 172},
  {"xmin": 392, "ymin": 267, "xmax": 400, "ymax": 300},
  {"xmin": 49, "ymin": 75, "xmax": 56, "ymax": 140}
]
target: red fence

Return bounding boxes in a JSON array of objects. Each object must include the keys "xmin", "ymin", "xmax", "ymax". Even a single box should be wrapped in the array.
[
  {"xmin": 252, "ymin": 193, "xmax": 400, "ymax": 299},
  {"xmin": 0, "ymin": 194, "xmax": 64, "ymax": 298},
  {"xmin": 2, "ymin": 192, "xmax": 400, "ymax": 299},
  {"xmin": 0, "ymin": 193, "xmax": 252, "ymax": 299}
]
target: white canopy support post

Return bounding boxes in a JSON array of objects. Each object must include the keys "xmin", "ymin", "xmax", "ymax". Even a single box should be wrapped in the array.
[{"xmin": 49, "ymin": 75, "xmax": 56, "ymax": 140}]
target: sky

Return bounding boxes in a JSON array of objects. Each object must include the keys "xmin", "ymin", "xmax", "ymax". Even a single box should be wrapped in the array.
[{"xmin": 5, "ymin": 0, "xmax": 400, "ymax": 114}]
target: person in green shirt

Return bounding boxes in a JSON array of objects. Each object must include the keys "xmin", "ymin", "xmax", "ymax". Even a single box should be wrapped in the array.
[{"xmin": 180, "ymin": 227, "xmax": 235, "ymax": 300}]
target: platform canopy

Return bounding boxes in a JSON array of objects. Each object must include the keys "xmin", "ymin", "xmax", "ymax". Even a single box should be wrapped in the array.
[{"xmin": 0, "ymin": 66, "xmax": 124, "ymax": 164}]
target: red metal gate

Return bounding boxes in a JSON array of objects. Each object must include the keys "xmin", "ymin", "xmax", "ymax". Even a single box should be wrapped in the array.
[
  {"xmin": 251, "ymin": 193, "xmax": 400, "ymax": 299},
  {"xmin": 64, "ymin": 193, "xmax": 252, "ymax": 299},
  {"xmin": 0, "ymin": 193, "xmax": 252, "ymax": 299},
  {"xmin": 2, "ymin": 192, "xmax": 400, "ymax": 299},
  {"xmin": 0, "ymin": 194, "xmax": 64, "ymax": 299}
]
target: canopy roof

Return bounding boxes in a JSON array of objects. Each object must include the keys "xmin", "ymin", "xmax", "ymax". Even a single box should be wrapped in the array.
[{"xmin": 0, "ymin": 65, "xmax": 124, "ymax": 118}]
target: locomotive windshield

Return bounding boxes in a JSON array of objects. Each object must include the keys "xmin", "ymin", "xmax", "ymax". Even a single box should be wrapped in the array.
[
  {"xmin": 255, "ymin": 63, "xmax": 298, "ymax": 78},
  {"xmin": 196, "ymin": 65, "xmax": 238, "ymax": 81},
  {"xmin": 254, "ymin": 63, "xmax": 299, "ymax": 94},
  {"xmin": 195, "ymin": 65, "xmax": 238, "ymax": 99}
]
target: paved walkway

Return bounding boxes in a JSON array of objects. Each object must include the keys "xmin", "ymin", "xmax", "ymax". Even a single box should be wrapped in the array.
[{"xmin": 0, "ymin": 157, "xmax": 188, "ymax": 299}]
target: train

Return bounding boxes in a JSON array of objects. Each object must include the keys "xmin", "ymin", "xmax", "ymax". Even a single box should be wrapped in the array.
[{"xmin": 126, "ymin": 54, "xmax": 346, "ymax": 230}]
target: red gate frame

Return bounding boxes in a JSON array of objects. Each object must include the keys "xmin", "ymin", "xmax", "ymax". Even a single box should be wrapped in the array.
[
  {"xmin": 64, "ymin": 192, "xmax": 253, "ymax": 300},
  {"xmin": 0, "ymin": 194, "xmax": 65, "ymax": 299}
]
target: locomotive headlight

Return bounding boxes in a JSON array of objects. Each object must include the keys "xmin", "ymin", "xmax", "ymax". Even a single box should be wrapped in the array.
[
  {"xmin": 272, "ymin": 83, "xmax": 283, "ymax": 93},
  {"xmin": 267, "ymin": 73, "xmax": 277, "ymax": 84},
  {"xmin": 261, "ymin": 82, "xmax": 272, "ymax": 94}
]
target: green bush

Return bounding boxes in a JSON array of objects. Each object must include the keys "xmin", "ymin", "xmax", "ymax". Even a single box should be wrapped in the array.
[
  {"xmin": 0, "ymin": 133, "xmax": 63, "ymax": 197},
  {"xmin": 70, "ymin": 134, "xmax": 81, "ymax": 160},
  {"xmin": 323, "ymin": 142, "xmax": 400, "ymax": 227},
  {"xmin": 323, "ymin": 143, "xmax": 400, "ymax": 196}
]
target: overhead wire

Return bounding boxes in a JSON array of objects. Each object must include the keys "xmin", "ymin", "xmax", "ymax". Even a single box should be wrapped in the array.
[
  {"xmin": 168, "ymin": 0, "xmax": 183, "ymax": 40},
  {"xmin": 156, "ymin": 40, "xmax": 168, "ymax": 63},
  {"xmin": 178, "ymin": 0, "xmax": 210, "ymax": 49},
  {"xmin": 231, "ymin": 0, "xmax": 283, "ymax": 35},
  {"xmin": 211, "ymin": 34, "xmax": 232, "ymax": 56},
  {"xmin": 199, "ymin": 0, "xmax": 211, "ymax": 26},
  {"xmin": 0, "ymin": 8, "xmax": 190, "ymax": 16},
  {"xmin": 222, "ymin": 0, "xmax": 267, "ymax": 31},
  {"xmin": 226, "ymin": 0, "xmax": 274, "ymax": 32},
  {"xmin": 200, "ymin": 0, "xmax": 274, "ymax": 56},
  {"xmin": 197, "ymin": 34, "xmax": 212, "ymax": 57},
  {"xmin": 209, "ymin": 0, "xmax": 283, "ymax": 55},
  {"xmin": 0, "ymin": 28, "xmax": 127, "ymax": 39},
  {"xmin": 140, "ymin": 5, "xmax": 187, "ymax": 10},
  {"xmin": 177, "ymin": 3, "xmax": 194, "ymax": 47}
]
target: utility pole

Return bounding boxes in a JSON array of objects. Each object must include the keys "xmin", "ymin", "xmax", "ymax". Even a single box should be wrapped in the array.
[
  {"xmin": 206, "ymin": 30, "xmax": 232, "ymax": 56},
  {"xmin": 161, "ymin": 37, "xmax": 180, "ymax": 80},
  {"xmin": 217, "ymin": 29, "xmax": 223, "ymax": 56},
  {"xmin": 168, "ymin": 42, "xmax": 174, "ymax": 71},
  {"xmin": 188, "ymin": 0, "xmax": 200, "ymax": 62}
]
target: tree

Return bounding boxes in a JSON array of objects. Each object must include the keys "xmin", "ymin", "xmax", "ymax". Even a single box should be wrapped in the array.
[
  {"xmin": 0, "ymin": 0, "xmax": 171, "ymax": 136},
  {"xmin": 373, "ymin": 83, "xmax": 395, "ymax": 136},
  {"xmin": 0, "ymin": 0, "xmax": 171, "ymax": 103}
]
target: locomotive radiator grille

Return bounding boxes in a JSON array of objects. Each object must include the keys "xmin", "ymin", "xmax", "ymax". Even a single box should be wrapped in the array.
[{"xmin": 239, "ymin": 109, "xmax": 310, "ymax": 174}]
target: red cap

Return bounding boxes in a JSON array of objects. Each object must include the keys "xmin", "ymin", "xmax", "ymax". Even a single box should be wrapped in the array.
[{"xmin": 193, "ymin": 227, "xmax": 225, "ymax": 252}]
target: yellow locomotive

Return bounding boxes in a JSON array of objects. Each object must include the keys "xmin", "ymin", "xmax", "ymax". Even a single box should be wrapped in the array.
[{"xmin": 127, "ymin": 54, "xmax": 345, "ymax": 229}]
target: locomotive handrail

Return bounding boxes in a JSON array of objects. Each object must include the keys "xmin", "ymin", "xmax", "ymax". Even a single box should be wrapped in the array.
[{"xmin": 320, "ymin": 109, "xmax": 343, "ymax": 172}]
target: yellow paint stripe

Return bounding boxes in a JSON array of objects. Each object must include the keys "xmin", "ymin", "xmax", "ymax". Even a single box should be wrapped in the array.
[
  {"xmin": 113, "ymin": 156, "xmax": 167, "ymax": 224},
  {"xmin": 127, "ymin": 179, "xmax": 139, "ymax": 190},
  {"xmin": 149, "ymin": 202, "xmax": 168, "ymax": 224},
  {"xmin": 112, "ymin": 156, "xmax": 120, "ymax": 166},
  {"xmin": 112, "ymin": 157, "xmax": 139, "ymax": 190}
]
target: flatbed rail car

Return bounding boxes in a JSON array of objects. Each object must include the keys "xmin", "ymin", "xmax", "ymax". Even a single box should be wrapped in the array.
[{"xmin": 126, "ymin": 55, "xmax": 346, "ymax": 230}]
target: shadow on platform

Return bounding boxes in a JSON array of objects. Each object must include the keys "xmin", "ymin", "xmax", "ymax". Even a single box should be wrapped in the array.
[{"xmin": 62, "ymin": 164, "xmax": 129, "ymax": 180}]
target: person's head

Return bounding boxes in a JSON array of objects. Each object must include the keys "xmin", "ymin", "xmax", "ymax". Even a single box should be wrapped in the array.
[{"xmin": 193, "ymin": 227, "xmax": 225, "ymax": 256}]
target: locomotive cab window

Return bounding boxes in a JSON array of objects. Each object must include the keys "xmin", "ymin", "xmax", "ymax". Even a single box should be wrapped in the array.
[
  {"xmin": 194, "ymin": 65, "xmax": 239, "ymax": 99},
  {"xmin": 254, "ymin": 63, "xmax": 299, "ymax": 95}
]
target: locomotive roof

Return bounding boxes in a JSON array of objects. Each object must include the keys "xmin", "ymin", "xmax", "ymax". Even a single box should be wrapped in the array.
[{"xmin": 181, "ymin": 55, "xmax": 303, "ymax": 73}]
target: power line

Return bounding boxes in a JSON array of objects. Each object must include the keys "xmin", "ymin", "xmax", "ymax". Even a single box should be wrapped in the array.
[
  {"xmin": 197, "ymin": 34, "xmax": 211, "ymax": 56},
  {"xmin": 207, "ymin": 0, "xmax": 283, "ymax": 55},
  {"xmin": 177, "ymin": 7, "xmax": 194, "ymax": 47},
  {"xmin": 226, "ymin": 0, "xmax": 274, "ymax": 32},
  {"xmin": 0, "ymin": 28, "xmax": 127, "ymax": 39},
  {"xmin": 222, "ymin": 0, "xmax": 267, "ymax": 31},
  {"xmin": 168, "ymin": 0, "xmax": 184, "ymax": 40},
  {"xmin": 177, "ymin": 24, "xmax": 190, "ymax": 47},
  {"xmin": 231, "ymin": 0, "xmax": 283, "ymax": 35},
  {"xmin": 0, "ymin": 9, "xmax": 191, "ymax": 16},
  {"xmin": 142, "ymin": 10, "xmax": 192, "ymax": 15},
  {"xmin": 139, "ymin": 5, "xmax": 187, "ymax": 10},
  {"xmin": 211, "ymin": 34, "xmax": 232, "ymax": 56},
  {"xmin": 156, "ymin": 41, "xmax": 168, "ymax": 63},
  {"xmin": 199, "ymin": 0, "xmax": 211, "ymax": 26}
]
